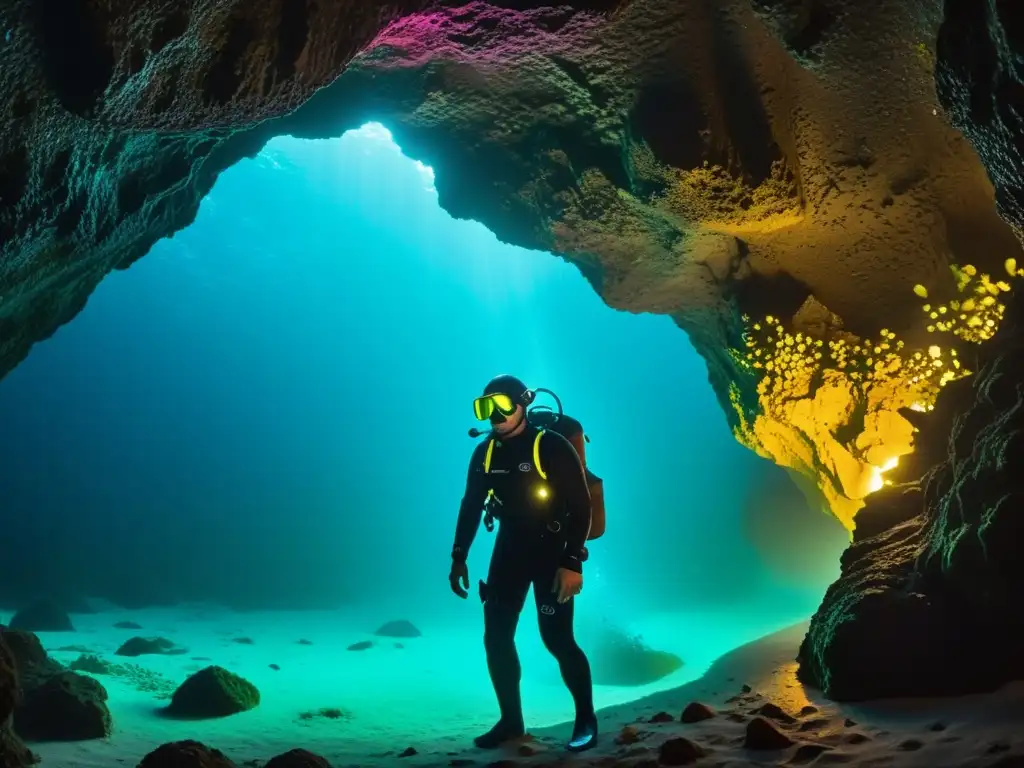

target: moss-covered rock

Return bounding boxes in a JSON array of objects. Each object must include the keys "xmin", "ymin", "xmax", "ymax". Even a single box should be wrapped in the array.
[
  {"xmin": 8, "ymin": 601, "xmax": 73, "ymax": 633},
  {"xmin": 264, "ymin": 749, "xmax": 331, "ymax": 768},
  {"xmin": 137, "ymin": 740, "xmax": 237, "ymax": 768},
  {"xmin": 115, "ymin": 636, "xmax": 186, "ymax": 657},
  {"xmin": 14, "ymin": 671, "xmax": 112, "ymax": 741},
  {"xmin": 167, "ymin": 666, "xmax": 259, "ymax": 719}
]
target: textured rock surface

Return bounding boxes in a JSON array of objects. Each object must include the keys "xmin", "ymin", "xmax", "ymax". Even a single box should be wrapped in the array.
[
  {"xmin": 798, "ymin": 0, "xmax": 1024, "ymax": 700},
  {"xmin": 0, "ymin": 634, "xmax": 36, "ymax": 767},
  {"xmin": 1, "ymin": 0, "xmax": 1022, "ymax": 528},
  {"xmin": 264, "ymin": 749, "xmax": 332, "ymax": 768},
  {"xmin": 167, "ymin": 666, "xmax": 260, "ymax": 719},
  {"xmin": 8, "ymin": 600, "xmax": 74, "ymax": 632},
  {"xmin": 137, "ymin": 740, "xmax": 237, "ymax": 768},
  {"xmin": 14, "ymin": 671, "xmax": 112, "ymax": 741},
  {"xmin": 0, "ymin": 627, "xmax": 112, "ymax": 741}
]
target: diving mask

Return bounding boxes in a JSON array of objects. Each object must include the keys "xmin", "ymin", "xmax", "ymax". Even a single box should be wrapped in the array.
[{"xmin": 473, "ymin": 393, "xmax": 517, "ymax": 421}]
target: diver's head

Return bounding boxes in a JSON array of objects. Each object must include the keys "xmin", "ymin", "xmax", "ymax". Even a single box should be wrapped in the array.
[{"xmin": 474, "ymin": 374, "xmax": 533, "ymax": 436}]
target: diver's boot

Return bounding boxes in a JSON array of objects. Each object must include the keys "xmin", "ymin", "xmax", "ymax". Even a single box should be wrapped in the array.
[
  {"xmin": 567, "ymin": 712, "xmax": 598, "ymax": 752},
  {"xmin": 473, "ymin": 717, "xmax": 526, "ymax": 749}
]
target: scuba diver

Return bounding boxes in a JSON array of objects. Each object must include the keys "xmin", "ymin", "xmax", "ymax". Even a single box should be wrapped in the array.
[{"xmin": 449, "ymin": 374, "xmax": 601, "ymax": 753}]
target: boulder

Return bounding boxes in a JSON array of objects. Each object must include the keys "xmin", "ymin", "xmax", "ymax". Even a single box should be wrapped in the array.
[
  {"xmin": 14, "ymin": 671, "xmax": 112, "ymax": 741},
  {"xmin": 166, "ymin": 666, "xmax": 259, "ymax": 719},
  {"xmin": 373, "ymin": 620, "xmax": 421, "ymax": 638},
  {"xmin": 8, "ymin": 601, "xmax": 73, "ymax": 633},
  {"xmin": 115, "ymin": 637, "xmax": 186, "ymax": 657},
  {"xmin": 137, "ymin": 740, "xmax": 237, "ymax": 768},
  {"xmin": 264, "ymin": 748, "xmax": 332, "ymax": 767}
]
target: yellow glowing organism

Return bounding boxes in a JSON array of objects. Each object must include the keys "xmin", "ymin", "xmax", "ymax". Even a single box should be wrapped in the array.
[{"xmin": 728, "ymin": 261, "xmax": 1016, "ymax": 528}]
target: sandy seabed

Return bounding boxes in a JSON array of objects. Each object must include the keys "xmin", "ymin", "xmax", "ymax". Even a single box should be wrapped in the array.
[{"xmin": 19, "ymin": 606, "xmax": 1024, "ymax": 768}]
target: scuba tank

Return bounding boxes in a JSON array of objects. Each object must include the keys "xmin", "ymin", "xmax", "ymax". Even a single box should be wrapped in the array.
[{"xmin": 526, "ymin": 408, "xmax": 606, "ymax": 540}]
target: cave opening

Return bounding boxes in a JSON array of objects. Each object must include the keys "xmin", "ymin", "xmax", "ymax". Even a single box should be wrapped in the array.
[{"xmin": 0, "ymin": 124, "xmax": 850, "ymax": 761}]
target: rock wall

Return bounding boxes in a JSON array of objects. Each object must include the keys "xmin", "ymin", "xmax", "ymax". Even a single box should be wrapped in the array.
[
  {"xmin": 2, "ymin": 0, "xmax": 1020, "ymax": 532},
  {"xmin": 797, "ymin": 0, "xmax": 1024, "ymax": 700},
  {"xmin": 1, "ymin": 0, "xmax": 1024, "ymax": 697}
]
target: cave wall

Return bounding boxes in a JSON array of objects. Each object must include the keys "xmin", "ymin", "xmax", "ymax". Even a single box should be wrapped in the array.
[
  {"xmin": 4, "ymin": 0, "xmax": 1023, "ymax": 538},
  {"xmin": 1, "ymin": 0, "xmax": 1024, "ymax": 697},
  {"xmin": 797, "ymin": 0, "xmax": 1024, "ymax": 700}
]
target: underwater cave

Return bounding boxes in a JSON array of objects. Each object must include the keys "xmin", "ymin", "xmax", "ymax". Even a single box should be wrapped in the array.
[{"xmin": 1, "ymin": 1, "xmax": 1023, "ymax": 766}]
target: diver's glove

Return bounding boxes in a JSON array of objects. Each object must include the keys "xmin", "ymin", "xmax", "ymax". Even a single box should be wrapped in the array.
[{"xmin": 449, "ymin": 558, "xmax": 470, "ymax": 599}]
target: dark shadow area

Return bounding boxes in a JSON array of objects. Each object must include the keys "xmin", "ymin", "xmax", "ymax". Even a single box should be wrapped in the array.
[{"xmin": 733, "ymin": 270, "xmax": 813, "ymax": 324}]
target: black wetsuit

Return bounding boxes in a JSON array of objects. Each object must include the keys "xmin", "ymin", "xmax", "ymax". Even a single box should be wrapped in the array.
[{"xmin": 451, "ymin": 422, "xmax": 595, "ymax": 741}]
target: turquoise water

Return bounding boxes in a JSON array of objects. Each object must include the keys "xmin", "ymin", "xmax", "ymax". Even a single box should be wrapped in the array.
[{"xmin": 0, "ymin": 126, "xmax": 849, "ymax": 756}]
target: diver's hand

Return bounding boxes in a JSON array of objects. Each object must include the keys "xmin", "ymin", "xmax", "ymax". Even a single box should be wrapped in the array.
[
  {"xmin": 552, "ymin": 567, "xmax": 583, "ymax": 604},
  {"xmin": 449, "ymin": 560, "xmax": 470, "ymax": 599}
]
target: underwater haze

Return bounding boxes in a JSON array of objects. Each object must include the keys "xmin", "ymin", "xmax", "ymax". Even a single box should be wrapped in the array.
[{"xmin": 0, "ymin": 125, "xmax": 850, "ymax": 761}]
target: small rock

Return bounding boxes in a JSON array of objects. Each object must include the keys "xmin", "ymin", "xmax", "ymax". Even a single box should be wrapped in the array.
[
  {"xmin": 845, "ymin": 732, "xmax": 871, "ymax": 744},
  {"xmin": 650, "ymin": 711, "xmax": 673, "ymax": 723},
  {"xmin": 843, "ymin": 718, "xmax": 856, "ymax": 727},
  {"xmin": 297, "ymin": 639, "xmax": 313, "ymax": 645},
  {"xmin": 929, "ymin": 722, "xmax": 947, "ymax": 731},
  {"xmin": 726, "ymin": 713, "xmax": 747, "ymax": 723},
  {"xmin": 374, "ymin": 620, "xmax": 422, "ymax": 638},
  {"xmin": 8, "ymin": 600, "xmax": 74, "ymax": 633},
  {"xmin": 615, "ymin": 725, "xmax": 641, "ymax": 745},
  {"xmin": 347, "ymin": 640, "xmax": 373, "ymax": 651},
  {"xmin": 680, "ymin": 702, "xmax": 715, "ymax": 723},
  {"xmin": 898, "ymin": 739, "xmax": 924, "ymax": 751},
  {"xmin": 799, "ymin": 705, "xmax": 818, "ymax": 716},
  {"xmin": 790, "ymin": 743, "xmax": 831, "ymax": 764},
  {"xmin": 658, "ymin": 736, "xmax": 706, "ymax": 766},
  {"xmin": 114, "ymin": 621, "xmax": 143, "ymax": 630},
  {"xmin": 14, "ymin": 671, "xmax": 112, "ymax": 740},
  {"xmin": 70, "ymin": 654, "xmax": 112, "ymax": 674},
  {"xmin": 744, "ymin": 716, "xmax": 795, "ymax": 750},
  {"xmin": 394, "ymin": 642, "xmax": 404, "ymax": 649},
  {"xmin": 516, "ymin": 743, "xmax": 537, "ymax": 756},
  {"xmin": 449, "ymin": 760, "xmax": 474, "ymax": 767},
  {"xmin": 755, "ymin": 702, "xmax": 797, "ymax": 724},
  {"xmin": 268, "ymin": 664, "xmax": 280, "ymax": 671},
  {"xmin": 264, "ymin": 748, "xmax": 330, "ymax": 767},
  {"xmin": 741, "ymin": 684, "xmax": 752, "ymax": 693},
  {"xmin": 115, "ymin": 637, "xmax": 185, "ymax": 657},
  {"xmin": 799, "ymin": 718, "xmax": 830, "ymax": 731},
  {"xmin": 53, "ymin": 645, "xmax": 92, "ymax": 653},
  {"xmin": 166, "ymin": 666, "xmax": 260, "ymax": 719},
  {"xmin": 0, "ymin": 628, "xmax": 52, "ymax": 673},
  {"xmin": 138, "ymin": 739, "xmax": 237, "ymax": 767},
  {"xmin": 399, "ymin": 746, "xmax": 417, "ymax": 757},
  {"xmin": 232, "ymin": 637, "xmax": 254, "ymax": 645}
]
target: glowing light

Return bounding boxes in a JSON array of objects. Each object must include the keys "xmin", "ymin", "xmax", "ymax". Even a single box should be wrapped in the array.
[
  {"xmin": 728, "ymin": 262, "xmax": 1018, "ymax": 529},
  {"xmin": 535, "ymin": 486, "xmax": 550, "ymax": 500},
  {"xmin": 866, "ymin": 467, "xmax": 885, "ymax": 494}
]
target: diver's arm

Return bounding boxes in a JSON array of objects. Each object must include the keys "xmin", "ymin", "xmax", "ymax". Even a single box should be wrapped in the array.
[
  {"xmin": 545, "ymin": 432, "xmax": 592, "ymax": 573},
  {"xmin": 451, "ymin": 442, "xmax": 489, "ymax": 561}
]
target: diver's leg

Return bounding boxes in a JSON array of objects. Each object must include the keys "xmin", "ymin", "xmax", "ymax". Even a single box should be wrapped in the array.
[
  {"xmin": 475, "ymin": 538, "xmax": 530, "ymax": 749},
  {"xmin": 534, "ymin": 567, "xmax": 597, "ymax": 752}
]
